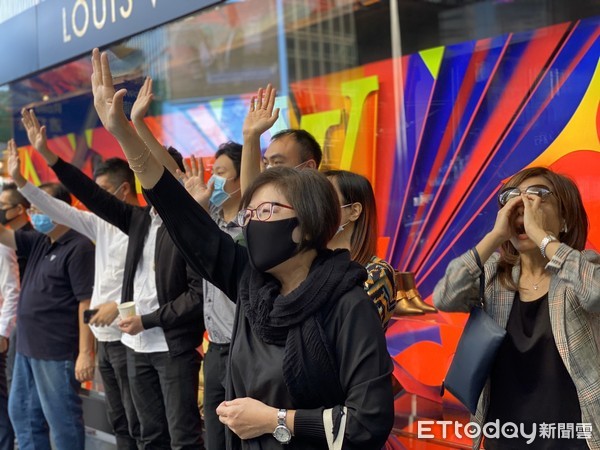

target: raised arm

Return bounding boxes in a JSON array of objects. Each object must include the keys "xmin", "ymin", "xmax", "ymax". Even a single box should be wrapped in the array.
[
  {"xmin": 144, "ymin": 170, "xmax": 247, "ymax": 302},
  {"xmin": 21, "ymin": 108, "xmax": 135, "ymax": 234},
  {"xmin": 9, "ymin": 141, "xmax": 100, "ymax": 241},
  {"xmin": 91, "ymin": 48, "xmax": 163, "ymax": 189},
  {"xmin": 91, "ymin": 48, "xmax": 248, "ymax": 299},
  {"xmin": 241, "ymin": 85, "xmax": 279, "ymax": 194},
  {"xmin": 130, "ymin": 76, "xmax": 181, "ymax": 177}
]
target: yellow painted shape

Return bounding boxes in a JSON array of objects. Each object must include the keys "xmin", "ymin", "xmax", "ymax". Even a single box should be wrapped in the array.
[
  {"xmin": 209, "ymin": 98, "xmax": 224, "ymax": 123},
  {"xmin": 340, "ymin": 76, "xmax": 380, "ymax": 170},
  {"xmin": 420, "ymin": 46, "xmax": 445, "ymax": 80},
  {"xmin": 67, "ymin": 133, "xmax": 77, "ymax": 150},
  {"xmin": 299, "ymin": 109, "xmax": 342, "ymax": 155},
  {"xmin": 135, "ymin": 176, "xmax": 142, "ymax": 196},
  {"xmin": 532, "ymin": 56, "xmax": 600, "ymax": 167},
  {"xmin": 85, "ymin": 129, "xmax": 94, "ymax": 148},
  {"xmin": 270, "ymin": 96, "xmax": 291, "ymax": 134},
  {"xmin": 21, "ymin": 149, "xmax": 41, "ymax": 186}
]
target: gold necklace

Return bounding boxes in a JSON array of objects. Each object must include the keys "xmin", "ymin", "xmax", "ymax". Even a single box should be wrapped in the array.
[{"xmin": 527, "ymin": 272, "xmax": 548, "ymax": 290}]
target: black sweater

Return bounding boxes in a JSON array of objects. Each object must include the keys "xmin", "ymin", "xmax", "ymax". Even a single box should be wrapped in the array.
[
  {"xmin": 51, "ymin": 158, "xmax": 204, "ymax": 357},
  {"xmin": 145, "ymin": 169, "xmax": 394, "ymax": 450}
]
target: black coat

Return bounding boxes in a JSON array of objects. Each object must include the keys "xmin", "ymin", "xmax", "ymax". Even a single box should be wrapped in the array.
[{"xmin": 51, "ymin": 158, "xmax": 204, "ymax": 357}]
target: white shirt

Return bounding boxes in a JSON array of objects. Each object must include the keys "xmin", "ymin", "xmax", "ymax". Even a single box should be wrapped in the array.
[
  {"xmin": 19, "ymin": 182, "xmax": 126, "ymax": 342},
  {"xmin": 0, "ymin": 243, "xmax": 20, "ymax": 338},
  {"xmin": 121, "ymin": 208, "xmax": 169, "ymax": 353}
]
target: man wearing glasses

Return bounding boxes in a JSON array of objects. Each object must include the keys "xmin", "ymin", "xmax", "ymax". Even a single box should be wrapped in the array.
[{"xmin": 240, "ymin": 84, "xmax": 322, "ymax": 193}]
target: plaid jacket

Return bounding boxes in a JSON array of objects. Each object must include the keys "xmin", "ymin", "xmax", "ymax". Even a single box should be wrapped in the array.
[{"xmin": 434, "ymin": 244, "xmax": 600, "ymax": 449}]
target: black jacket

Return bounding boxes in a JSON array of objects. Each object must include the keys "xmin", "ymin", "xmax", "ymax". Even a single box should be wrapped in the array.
[
  {"xmin": 51, "ymin": 158, "xmax": 204, "ymax": 356},
  {"xmin": 145, "ymin": 170, "xmax": 394, "ymax": 449}
]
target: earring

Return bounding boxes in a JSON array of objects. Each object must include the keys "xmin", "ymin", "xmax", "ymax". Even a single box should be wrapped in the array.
[{"xmin": 562, "ymin": 223, "xmax": 568, "ymax": 233}]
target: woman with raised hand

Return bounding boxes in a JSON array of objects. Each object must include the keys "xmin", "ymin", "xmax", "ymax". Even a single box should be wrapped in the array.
[
  {"xmin": 90, "ymin": 48, "xmax": 394, "ymax": 450},
  {"xmin": 434, "ymin": 167, "xmax": 600, "ymax": 449}
]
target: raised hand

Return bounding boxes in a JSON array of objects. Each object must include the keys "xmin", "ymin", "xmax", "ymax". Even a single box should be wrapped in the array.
[
  {"xmin": 21, "ymin": 108, "xmax": 48, "ymax": 152},
  {"xmin": 21, "ymin": 109, "xmax": 59, "ymax": 165},
  {"xmin": 91, "ymin": 48, "xmax": 130, "ymax": 138},
  {"xmin": 176, "ymin": 155, "xmax": 213, "ymax": 210},
  {"xmin": 6, "ymin": 140, "xmax": 26, "ymax": 187},
  {"xmin": 242, "ymin": 84, "xmax": 280, "ymax": 138},
  {"xmin": 131, "ymin": 76, "xmax": 153, "ymax": 124},
  {"xmin": 521, "ymin": 194, "xmax": 552, "ymax": 241},
  {"xmin": 490, "ymin": 195, "xmax": 523, "ymax": 245}
]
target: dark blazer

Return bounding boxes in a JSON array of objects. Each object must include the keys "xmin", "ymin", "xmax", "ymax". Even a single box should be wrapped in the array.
[{"xmin": 51, "ymin": 158, "xmax": 204, "ymax": 357}]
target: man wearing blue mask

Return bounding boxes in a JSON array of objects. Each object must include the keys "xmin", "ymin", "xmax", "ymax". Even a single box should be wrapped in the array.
[
  {"xmin": 0, "ymin": 141, "xmax": 95, "ymax": 450},
  {"xmin": 179, "ymin": 141, "xmax": 243, "ymax": 450},
  {"xmin": 10, "ymin": 135, "xmax": 142, "ymax": 448}
]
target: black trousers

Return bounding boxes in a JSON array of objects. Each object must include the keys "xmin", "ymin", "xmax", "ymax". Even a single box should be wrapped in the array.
[
  {"xmin": 126, "ymin": 347, "xmax": 204, "ymax": 450},
  {"xmin": 0, "ymin": 350, "xmax": 14, "ymax": 450},
  {"xmin": 97, "ymin": 341, "xmax": 141, "ymax": 450},
  {"xmin": 203, "ymin": 342, "xmax": 230, "ymax": 450}
]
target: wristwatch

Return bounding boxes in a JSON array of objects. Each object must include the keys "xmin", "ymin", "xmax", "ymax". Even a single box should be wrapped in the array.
[
  {"xmin": 272, "ymin": 409, "xmax": 292, "ymax": 444},
  {"xmin": 539, "ymin": 234, "xmax": 558, "ymax": 259}
]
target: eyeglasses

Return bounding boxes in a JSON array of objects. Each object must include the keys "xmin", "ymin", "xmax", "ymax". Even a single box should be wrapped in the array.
[
  {"xmin": 498, "ymin": 185, "xmax": 553, "ymax": 206},
  {"xmin": 26, "ymin": 207, "xmax": 41, "ymax": 215},
  {"xmin": 237, "ymin": 202, "xmax": 294, "ymax": 227}
]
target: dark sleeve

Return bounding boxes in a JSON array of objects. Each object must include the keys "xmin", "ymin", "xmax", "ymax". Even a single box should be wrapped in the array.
[
  {"xmin": 294, "ymin": 288, "xmax": 395, "ymax": 448},
  {"xmin": 144, "ymin": 169, "xmax": 248, "ymax": 302},
  {"xmin": 14, "ymin": 230, "xmax": 42, "ymax": 259},
  {"xmin": 141, "ymin": 263, "xmax": 204, "ymax": 330},
  {"xmin": 50, "ymin": 158, "xmax": 135, "ymax": 235},
  {"xmin": 66, "ymin": 236, "xmax": 96, "ymax": 301}
]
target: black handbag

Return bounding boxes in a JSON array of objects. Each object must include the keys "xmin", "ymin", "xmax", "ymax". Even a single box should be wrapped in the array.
[{"xmin": 441, "ymin": 249, "xmax": 507, "ymax": 414}]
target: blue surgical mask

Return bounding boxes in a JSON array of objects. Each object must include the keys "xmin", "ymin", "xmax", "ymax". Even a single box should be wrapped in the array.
[
  {"xmin": 30, "ymin": 213, "xmax": 56, "ymax": 234},
  {"xmin": 209, "ymin": 175, "xmax": 239, "ymax": 207}
]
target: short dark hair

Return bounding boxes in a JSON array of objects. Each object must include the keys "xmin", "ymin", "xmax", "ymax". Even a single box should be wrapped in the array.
[
  {"xmin": 215, "ymin": 141, "xmax": 243, "ymax": 179},
  {"xmin": 241, "ymin": 167, "xmax": 339, "ymax": 252},
  {"xmin": 2, "ymin": 182, "xmax": 31, "ymax": 208},
  {"xmin": 325, "ymin": 170, "xmax": 377, "ymax": 266},
  {"xmin": 271, "ymin": 129, "xmax": 322, "ymax": 168},
  {"xmin": 167, "ymin": 146, "xmax": 185, "ymax": 172},
  {"xmin": 93, "ymin": 158, "xmax": 135, "ymax": 189},
  {"xmin": 39, "ymin": 182, "xmax": 71, "ymax": 205}
]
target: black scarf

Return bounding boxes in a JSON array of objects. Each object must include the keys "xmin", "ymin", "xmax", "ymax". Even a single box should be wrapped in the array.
[{"xmin": 238, "ymin": 248, "xmax": 367, "ymax": 407}]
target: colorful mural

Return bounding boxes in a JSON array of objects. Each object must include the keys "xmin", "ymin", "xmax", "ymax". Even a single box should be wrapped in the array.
[{"xmin": 12, "ymin": 14, "xmax": 600, "ymax": 448}]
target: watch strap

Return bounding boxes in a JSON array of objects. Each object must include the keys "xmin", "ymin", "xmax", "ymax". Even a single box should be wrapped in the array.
[
  {"xmin": 540, "ymin": 234, "xmax": 558, "ymax": 259},
  {"xmin": 277, "ymin": 408, "xmax": 287, "ymax": 426}
]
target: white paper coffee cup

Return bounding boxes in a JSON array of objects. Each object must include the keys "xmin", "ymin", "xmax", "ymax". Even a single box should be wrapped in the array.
[{"xmin": 118, "ymin": 301, "xmax": 136, "ymax": 319}]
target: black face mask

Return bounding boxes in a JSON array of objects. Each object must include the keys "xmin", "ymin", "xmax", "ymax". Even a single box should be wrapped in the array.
[
  {"xmin": 243, "ymin": 217, "xmax": 300, "ymax": 272},
  {"xmin": 0, "ymin": 206, "xmax": 16, "ymax": 226}
]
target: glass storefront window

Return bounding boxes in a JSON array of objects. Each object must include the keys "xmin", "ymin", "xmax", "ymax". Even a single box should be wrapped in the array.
[{"xmin": 1, "ymin": 0, "xmax": 599, "ymax": 447}]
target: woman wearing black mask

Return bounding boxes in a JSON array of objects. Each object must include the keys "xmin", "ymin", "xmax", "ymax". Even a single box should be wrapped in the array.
[{"xmin": 90, "ymin": 48, "xmax": 394, "ymax": 449}]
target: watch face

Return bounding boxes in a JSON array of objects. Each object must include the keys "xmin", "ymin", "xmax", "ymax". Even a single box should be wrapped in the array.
[{"xmin": 273, "ymin": 425, "xmax": 292, "ymax": 443}]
